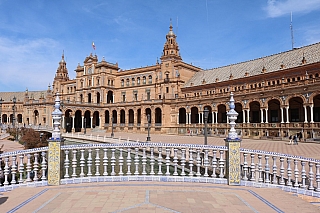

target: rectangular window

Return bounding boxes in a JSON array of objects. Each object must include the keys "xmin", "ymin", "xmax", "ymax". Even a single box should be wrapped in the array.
[{"xmin": 166, "ymin": 87, "xmax": 169, "ymax": 93}]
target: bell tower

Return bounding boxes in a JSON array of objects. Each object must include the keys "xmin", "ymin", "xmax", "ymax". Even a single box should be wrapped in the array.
[
  {"xmin": 160, "ymin": 23, "xmax": 182, "ymax": 62},
  {"xmin": 54, "ymin": 52, "xmax": 69, "ymax": 82}
]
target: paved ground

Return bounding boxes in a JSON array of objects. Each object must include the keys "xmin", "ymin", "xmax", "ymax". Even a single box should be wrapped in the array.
[{"xmin": 2, "ymin": 131, "xmax": 320, "ymax": 212}]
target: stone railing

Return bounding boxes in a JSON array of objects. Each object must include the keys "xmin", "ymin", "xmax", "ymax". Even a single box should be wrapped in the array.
[{"xmin": 1, "ymin": 138, "xmax": 320, "ymax": 197}]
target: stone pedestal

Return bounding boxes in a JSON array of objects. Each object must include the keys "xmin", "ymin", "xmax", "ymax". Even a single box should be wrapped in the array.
[
  {"xmin": 225, "ymin": 138, "xmax": 241, "ymax": 185},
  {"xmin": 48, "ymin": 139, "xmax": 62, "ymax": 185}
]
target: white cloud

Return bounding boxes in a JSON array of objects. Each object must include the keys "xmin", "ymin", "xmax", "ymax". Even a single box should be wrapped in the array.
[{"xmin": 265, "ymin": 0, "xmax": 320, "ymax": 17}]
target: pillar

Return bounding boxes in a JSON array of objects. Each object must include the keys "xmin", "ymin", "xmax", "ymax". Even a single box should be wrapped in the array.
[
  {"xmin": 81, "ymin": 116, "xmax": 84, "ymax": 128},
  {"xmin": 304, "ymin": 105, "xmax": 308, "ymax": 123},
  {"xmin": 281, "ymin": 107, "xmax": 284, "ymax": 123},
  {"xmin": 177, "ymin": 113, "xmax": 179, "ymax": 124},
  {"xmin": 198, "ymin": 113, "xmax": 201, "ymax": 124},
  {"xmin": 265, "ymin": 108, "xmax": 268, "ymax": 123},
  {"xmin": 215, "ymin": 112, "xmax": 218, "ymax": 124},
  {"xmin": 212, "ymin": 112, "xmax": 214, "ymax": 124},
  {"xmin": 247, "ymin": 109, "xmax": 250, "ymax": 123},
  {"xmin": 90, "ymin": 117, "xmax": 93, "ymax": 128},
  {"xmin": 286, "ymin": 106, "xmax": 289, "ymax": 123},
  {"xmin": 186, "ymin": 113, "xmax": 188, "ymax": 124},
  {"xmin": 242, "ymin": 110, "xmax": 245, "ymax": 123},
  {"xmin": 311, "ymin": 104, "xmax": 314, "ymax": 123},
  {"xmin": 260, "ymin": 109, "xmax": 264, "ymax": 123}
]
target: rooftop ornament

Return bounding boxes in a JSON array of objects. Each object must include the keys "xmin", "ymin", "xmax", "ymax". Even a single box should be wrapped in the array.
[{"xmin": 51, "ymin": 93, "xmax": 63, "ymax": 140}]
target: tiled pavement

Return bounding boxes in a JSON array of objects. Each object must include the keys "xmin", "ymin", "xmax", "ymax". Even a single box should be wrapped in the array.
[{"xmin": 2, "ymin": 132, "xmax": 320, "ymax": 212}]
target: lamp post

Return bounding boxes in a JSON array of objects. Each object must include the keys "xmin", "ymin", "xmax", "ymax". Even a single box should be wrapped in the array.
[
  {"xmin": 0, "ymin": 98, "xmax": 3, "ymax": 132},
  {"xmin": 204, "ymin": 107, "xmax": 209, "ymax": 145},
  {"xmin": 111, "ymin": 117, "xmax": 114, "ymax": 137},
  {"xmin": 12, "ymin": 96, "xmax": 17, "ymax": 141},
  {"xmin": 84, "ymin": 118, "xmax": 86, "ymax": 135},
  {"xmin": 146, "ymin": 114, "xmax": 151, "ymax": 142}
]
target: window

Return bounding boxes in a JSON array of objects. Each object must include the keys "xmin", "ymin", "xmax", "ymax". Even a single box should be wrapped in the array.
[
  {"xmin": 143, "ymin": 76, "xmax": 146, "ymax": 84},
  {"xmin": 122, "ymin": 92, "xmax": 126, "ymax": 102},
  {"xmin": 108, "ymin": 79, "xmax": 110, "ymax": 86},
  {"xmin": 147, "ymin": 92, "xmax": 150, "ymax": 100},
  {"xmin": 148, "ymin": 75, "xmax": 152, "ymax": 84},
  {"xmin": 126, "ymin": 79, "xmax": 129, "ymax": 86},
  {"xmin": 134, "ymin": 93, "xmax": 138, "ymax": 101},
  {"xmin": 121, "ymin": 79, "xmax": 124, "ymax": 87},
  {"xmin": 159, "ymin": 72, "xmax": 162, "ymax": 80},
  {"xmin": 137, "ymin": 77, "xmax": 140, "ymax": 85},
  {"xmin": 166, "ymin": 87, "xmax": 169, "ymax": 93},
  {"xmin": 132, "ymin": 78, "xmax": 135, "ymax": 86}
]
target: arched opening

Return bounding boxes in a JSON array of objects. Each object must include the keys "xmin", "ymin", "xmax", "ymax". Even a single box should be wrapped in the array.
[
  {"xmin": 84, "ymin": 110, "xmax": 91, "ymax": 128},
  {"xmin": 128, "ymin": 109, "xmax": 134, "ymax": 124},
  {"xmin": 88, "ymin": 93, "xmax": 91, "ymax": 103},
  {"xmin": 34, "ymin": 110, "xmax": 39, "ymax": 125},
  {"xmin": 179, "ymin": 108, "xmax": 186, "ymax": 124},
  {"xmin": 93, "ymin": 111, "xmax": 99, "ymax": 128},
  {"xmin": 17, "ymin": 114, "xmax": 23, "ymax": 124},
  {"xmin": 217, "ymin": 104, "xmax": 227, "ymax": 123},
  {"xmin": 120, "ymin": 109, "xmax": 125, "ymax": 124},
  {"xmin": 249, "ymin": 101, "xmax": 260, "ymax": 123},
  {"xmin": 145, "ymin": 108, "xmax": 151, "ymax": 124},
  {"xmin": 1, "ymin": 114, "xmax": 7, "ymax": 123},
  {"xmin": 155, "ymin": 108, "xmax": 162, "ymax": 125},
  {"xmin": 96, "ymin": 92, "xmax": 100, "ymax": 104},
  {"xmin": 107, "ymin": 91, "xmax": 113, "ymax": 103},
  {"xmin": 289, "ymin": 97, "xmax": 304, "ymax": 122},
  {"xmin": 65, "ymin": 109, "xmax": 73, "ymax": 133},
  {"xmin": 137, "ymin": 109, "xmax": 141, "ymax": 125},
  {"xmin": 191, "ymin": 107, "xmax": 199, "ymax": 124},
  {"xmin": 74, "ymin": 110, "xmax": 82, "ymax": 132},
  {"xmin": 112, "ymin": 110, "xmax": 117, "ymax": 123},
  {"xmin": 80, "ymin": 94, "xmax": 83, "ymax": 103},
  {"xmin": 235, "ymin": 103, "xmax": 243, "ymax": 123},
  {"xmin": 105, "ymin": 110, "xmax": 110, "ymax": 124},
  {"xmin": 268, "ymin": 99, "xmax": 281, "ymax": 123},
  {"xmin": 313, "ymin": 94, "xmax": 320, "ymax": 122}
]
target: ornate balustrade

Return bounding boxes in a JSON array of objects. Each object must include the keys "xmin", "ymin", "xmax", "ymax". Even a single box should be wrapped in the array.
[{"xmin": 1, "ymin": 139, "xmax": 320, "ymax": 196}]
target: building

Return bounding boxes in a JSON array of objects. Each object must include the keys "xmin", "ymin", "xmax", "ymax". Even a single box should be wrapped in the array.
[{"xmin": 1, "ymin": 24, "xmax": 320, "ymax": 140}]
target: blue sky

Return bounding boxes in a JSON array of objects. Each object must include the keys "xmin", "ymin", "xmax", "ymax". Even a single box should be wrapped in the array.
[{"xmin": 0, "ymin": 0, "xmax": 320, "ymax": 92}]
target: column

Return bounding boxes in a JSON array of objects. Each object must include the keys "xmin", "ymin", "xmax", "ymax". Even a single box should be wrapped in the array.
[
  {"xmin": 202, "ymin": 112, "xmax": 204, "ymax": 124},
  {"xmin": 177, "ymin": 113, "xmax": 179, "ymax": 124},
  {"xmin": 311, "ymin": 104, "xmax": 314, "ymax": 123},
  {"xmin": 281, "ymin": 107, "xmax": 284, "ymax": 123},
  {"xmin": 62, "ymin": 116, "xmax": 65, "ymax": 129},
  {"xmin": 198, "ymin": 113, "xmax": 201, "ymax": 124},
  {"xmin": 90, "ymin": 117, "xmax": 93, "ymax": 128},
  {"xmin": 112, "ymin": 95, "xmax": 115, "ymax": 103},
  {"xmin": 286, "ymin": 106, "xmax": 289, "ymax": 123},
  {"xmin": 188, "ymin": 113, "xmax": 191, "ymax": 124},
  {"xmin": 247, "ymin": 109, "xmax": 250, "ymax": 123},
  {"xmin": 212, "ymin": 112, "xmax": 214, "ymax": 124},
  {"xmin": 265, "ymin": 108, "xmax": 268, "ymax": 123},
  {"xmin": 186, "ymin": 113, "xmax": 188, "ymax": 124},
  {"xmin": 81, "ymin": 116, "xmax": 84, "ymax": 128},
  {"xmin": 304, "ymin": 105, "xmax": 308, "ymax": 123},
  {"xmin": 242, "ymin": 110, "xmax": 245, "ymax": 123},
  {"xmin": 260, "ymin": 109, "xmax": 264, "ymax": 123},
  {"xmin": 215, "ymin": 112, "xmax": 218, "ymax": 124},
  {"xmin": 72, "ymin": 116, "xmax": 75, "ymax": 129},
  {"xmin": 99, "ymin": 116, "xmax": 102, "ymax": 128}
]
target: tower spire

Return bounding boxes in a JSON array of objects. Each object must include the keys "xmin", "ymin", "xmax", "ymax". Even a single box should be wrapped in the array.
[{"xmin": 160, "ymin": 22, "xmax": 182, "ymax": 62}]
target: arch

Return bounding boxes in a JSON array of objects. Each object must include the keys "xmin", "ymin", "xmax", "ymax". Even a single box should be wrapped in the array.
[
  {"xmin": 148, "ymin": 75, "xmax": 152, "ymax": 84},
  {"xmin": 137, "ymin": 77, "xmax": 141, "ymax": 85},
  {"xmin": 191, "ymin": 107, "xmax": 199, "ymax": 124},
  {"xmin": 203, "ymin": 105, "xmax": 212, "ymax": 123},
  {"xmin": 93, "ymin": 111, "xmax": 99, "ymax": 128},
  {"xmin": 17, "ymin": 114, "xmax": 22, "ymax": 124},
  {"xmin": 145, "ymin": 108, "xmax": 151, "ymax": 123},
  {"xmin": 64, "ymin": 109, "xmax": 73, "ymax": 133},
  {"xmin": 235, "ymin": 103, "xmax": 243, "ymax": 123},
  {"xmin": 33, "ymin": 110, "xmax": 39, "ymax": 125},
  {"xmin": 289, "ymin": 97, "xmax": 304, "ymax": 122},
  {"xmin": 80, "ymin": 94, "xmax": 83, "ymax": 103},
  {"xmin": 313, "ymin": 94, "xmax": 320, "ymax": 122},
  {"xmin": 143, "ymin": 76, "xmax": 146, "ymax": 84},
  {"xmin": 249, "ymin": 101, "xmax": 260, "ymax": 123},
  {"xmin": 268, "ymin": 99, "xmax": 281, "ymax": 123},
  {"xmin": 128, "ymin": 109, "xmax": 134, "ymax": 124},
  {"xmin": 107, "ymin": 91, "xmax": 113, "ymax": 104},
  {"xmin": 179, "ymin": 108, "xmax": 186, "ymax": 124},
  {"xmin": 155, "ymin": 108, "xmax": 162, "ymax": 124},
  {"xmin": 112, "ymin": 110, "xmax": 117, "ymax": 123},
  {"xmin": 96, "ymin": 92, "xmax": 101, "ymax": 104},
  {"xmin": 120, "ymin": 109, "xmax": 125, "ymax": 124},
  {"xmin": 84, "ymin": 110, "xmax": 91, "ymax": 128},
  {"xmin": 88, "ymin": 93, "xmax": 91, "ymax": 103},
  {"xmin": 74, "ymin": 110, "xmax": 82, "ymax": 132},
  {"xmin": 217, "ymin": 104, "xmax": 227, "ymax": 123},
  {"xmin": 105, "ymin": 110, "xmax": 110, "ymax": 124},
  {"xmin": 137, "ymin": 109, "xmax": 141, "ymax": 124},
  {"xmin": 2, "ymin": 114, "xmax": 7, "ymax": 123},
  {"xmin": 121, "ymin": 79, "xmax": 124, "ymax": 87}
]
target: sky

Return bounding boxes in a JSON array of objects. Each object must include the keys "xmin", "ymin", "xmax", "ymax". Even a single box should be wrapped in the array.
[{"xmin": 0, "ymin": 0, "xmax": 320, "ymax": 92}]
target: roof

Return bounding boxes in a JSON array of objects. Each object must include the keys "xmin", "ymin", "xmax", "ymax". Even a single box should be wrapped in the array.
[
  {"xmin": 0, "ymin": 91, "xmax": 47, "ymax": 103},
  {"xmin": 183, "ymin": 42, "xmax": 320, "ymax": 88}
]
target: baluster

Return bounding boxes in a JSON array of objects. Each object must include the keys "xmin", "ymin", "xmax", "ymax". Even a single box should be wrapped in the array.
[
  {"xmin": 18, "ymin": 154, "xmax": 24, "ymax": 183},
  {"xmin": 64, "ymin": 150, "xmax": 70, "ymax": 178},
  {"xmin": 308, "ymin": 161, "xmax": 314, "ymax": 190},
  {"xmin": 196, "ymin": 149, "xmax": 201, "ymax": 177},
  {"xmin": 150, "ymin": 147, "xmax": 155, "ymax": 175},
  {"xmin": 165, "ymin": 147, "xmax": 171, "ymax": 176},
  {"xmin": 126, "ymin": 148, "xmax": 131, "ymax": 175},
  {"xmin": 3, "ymin": 157, "xmax": 9, "ymax": 185},
  {"xmin": 301, "ymin": 161, "xmax": 307, "ymax": 189},
  {"xmin": 264, "ymin": 154, "xmax": 270, "ymax": 184},
  {"xmin": 287, "ymin": 157, "xmax": 292, "ymax": 186},
  {"xmin": 212, "ymin": 149, "xmax": 217, "ymax": 178},
  {"xmin": 72, "ymin": 150, "xmax": 77, "ymax": 178},
  {"xmin": 173, "ymin": 148, "xmax": 178, "ymax": 176},
  {"xmin": 119, "ymin": 147, "xmax": 124, "ymax": 176},
  {"xmin": 250, "ymin": 153, "xmax": 255, "ymax": 181},
  {"xmin": 111, "ymin": 148, "xmax": 116, "ymax": 176},
  {"xmin": 87, "ymin": 149, "xmax": 93, "ymax": 177},
  {"xmin": 272, "ymin": 156, "xmax": 277, "ymax": 184},
  {"xmin": 41, "ymin": 152, "xmax": 47, "ymax": 181},
  {"xmin": 243, "ymin": 153, "xmax": 248, "ymax": 181},
  {"xmin": 95, "ymin": 149, "xmax": 100, "ymax": 176},
  {"xmin": 279, "ymin": 157, "xmax": 285, "ymax": 185},
  {"xmin": 103, "ymin": 148, "xmax": 108, "ymax": 176},
  {"xmin": 80, "ymin": 149, "xmax": 85, "ymax": 177},
  {"xmin": 180, "ymin": 148, "xmax": 186, "ymax": 176},
  {"xmin": 315, "ymin": 163, "xmax": 320, "ymax": 192},
  {"xmin": 33, "ymin": 153, "xmax": 39, "ymax": 181},
  {"xmin": 219, "ymin": 150, "xmax": 225, "ymax": 178},
  {"xmin": 157, "ymin": 147, "xmax": 163, "ymax": 175},
  {"xmin": 134, "ymin": 147, "xmax": 139, "ymax": 175},
  {"xmin": 189, "ymin": 149, "xmax": 194, "ymax": 177},
  {"xmin": 294, "ymin": 159, "xmax": 299, "ymax": 187},
  {"xmin": 258, "ymin": 154, "xmax": 263, "ymax": 183},
  {"xmin": 11, "ymin": 155, "xmax": 17, "ymax": 184},
  {"xmin": 142, "ymin": 147, "xmax": 147, "ymax": 175},
  {"xmin": 204, "ymin": 149, "xmax": 209, "ymax": 177},
  {"xmin": 26, "ymin": 154, "xmax": 32, "ymax": 182}
]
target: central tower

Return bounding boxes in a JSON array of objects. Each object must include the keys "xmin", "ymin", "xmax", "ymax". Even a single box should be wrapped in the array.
[{"xmin": 160, "ymin": 23, "xmax": 182, "ymax": 62}]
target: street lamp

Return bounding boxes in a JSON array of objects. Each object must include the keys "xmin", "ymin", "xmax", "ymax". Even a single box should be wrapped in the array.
[
  {"xmin": 0, "ymin": 97, "xmax": 3, "ymax": 132},
  {"xmin": 146, "ymin": 114, "xmax": 151, "ymax": 142},
  {"xmin": 12, "ymin": 96, "xmax": 17, "ymax": 141},
  {"xmin": 84, "ymin": 118, "xmax": 87, "ymax": 135},
  {"xmin": 204, "ymin": 107, "xmax": 209, "ymax": 145},
  {"xmin": 111, "ymin": 117, "xmax": 114, "ymax": 137}
]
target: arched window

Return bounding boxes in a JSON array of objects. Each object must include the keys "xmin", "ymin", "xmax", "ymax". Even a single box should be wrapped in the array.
[
  {"xmin": 143, "ymin": 76, "xmax": 146, "ymax": 84},
  {"xmin": 132, "ymin": 78, "xmax": 135, "ymax": 86},
  {"xmin": 121, "ymin": 79, "xmax": 124, "ymax": 87},
  {"xmin": 126, "ymin": 78, "xmax": 129, "ymax": 86},
  {"xmin": 148, "ymin": 75, "xmax": 152, "ymax": 84},
  {"xmin": 137, "ymin": 77, "xmax": 140, "ymax": 85}
]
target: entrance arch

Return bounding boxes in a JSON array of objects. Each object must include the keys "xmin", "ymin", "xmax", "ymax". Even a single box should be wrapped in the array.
[{"xmin": 179, "ymin": 108, "xmax": 186, "ymax": 124}]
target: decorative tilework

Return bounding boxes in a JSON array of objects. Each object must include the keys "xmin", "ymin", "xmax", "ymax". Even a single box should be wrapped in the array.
[
  {"xmin": 48, "ymin": 141, "xmax": 61, "ymax": 186},
  {"xmin": 226, "ymin": 140, "xmax": 241, "ymax": 185}
]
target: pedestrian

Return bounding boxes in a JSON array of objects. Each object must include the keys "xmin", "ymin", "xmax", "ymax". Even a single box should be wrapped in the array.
[
  {"xmin": 299, "ymin": 132, "xmax": 303, "ymax": 142},
  {"xmin": 289, "ymin": 135, "xmax": 293, "ymax": 145},
  {"xmin": 293, "ymin": 134, "xmax": 298, "ymax": 145}
]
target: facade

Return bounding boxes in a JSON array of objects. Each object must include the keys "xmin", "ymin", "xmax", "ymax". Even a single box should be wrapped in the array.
[{"xmin": 1, "ymin": 24, "xmax": 320, "ymax": 139}]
